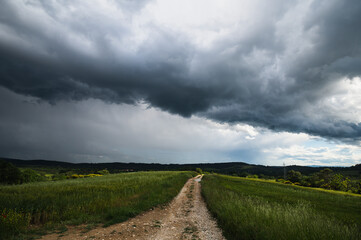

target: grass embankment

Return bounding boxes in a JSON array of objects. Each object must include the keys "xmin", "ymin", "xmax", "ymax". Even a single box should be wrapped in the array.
[
  {"xmin": 0, "ymin": 171, "xmax": 195, "ymax": 239},
  {"xmin": 202, "ymin": 174, "xmax": 361, "ymax": 240}
]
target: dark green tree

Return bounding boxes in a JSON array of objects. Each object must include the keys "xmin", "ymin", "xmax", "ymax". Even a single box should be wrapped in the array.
[
  {"xmin": 329, "ymin": 174, "xmax": 351, "ymax": 191},
  {"xmin": 287, "ymin": 170, "xmax": 302, "ymax": 183},
  {"xmin": 21, "ymin": 169, "xmax": 45, "ymax": 183},
  {"xmin": 0, "ymin": 161, "xmax": 22, "ymax": 184}
]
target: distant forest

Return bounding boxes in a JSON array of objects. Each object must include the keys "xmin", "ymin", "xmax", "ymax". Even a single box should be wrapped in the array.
[
  {"xmin": 1, "ymin": 157, "xmax": 361, "ymax": 194},
  {"xmin": 2, "ymin": 157, "xmax": 360, "ymax": 177}
]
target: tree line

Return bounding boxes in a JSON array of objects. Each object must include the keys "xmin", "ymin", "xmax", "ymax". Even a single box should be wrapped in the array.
[
  {"xmin": 0, "ymin": 161, "xmax": 109, "ymax": 185},
  {"xmin": 279, "ymin": 168, "xmax": 361, "ymax": 194}
]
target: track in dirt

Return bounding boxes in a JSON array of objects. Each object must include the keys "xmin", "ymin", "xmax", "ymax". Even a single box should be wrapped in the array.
[{"xmin": 41, "ymin": 175, "xmax": 225, "ymax": 240}]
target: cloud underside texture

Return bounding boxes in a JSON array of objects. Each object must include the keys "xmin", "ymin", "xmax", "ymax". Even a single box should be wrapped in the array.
[{"xmin": 1, "ymin": 0, "xmax": 361, "ymax": 141}]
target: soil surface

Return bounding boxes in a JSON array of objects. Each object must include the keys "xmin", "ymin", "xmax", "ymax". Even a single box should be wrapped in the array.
[{"xmin": 41, "ymin": 175, "xmax": 225, "ymax": 240}]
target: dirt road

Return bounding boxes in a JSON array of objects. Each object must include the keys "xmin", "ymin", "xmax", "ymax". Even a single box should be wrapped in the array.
[{"xmin": 42, "ymin": 175, "xmax": 225, "ymax": 240}]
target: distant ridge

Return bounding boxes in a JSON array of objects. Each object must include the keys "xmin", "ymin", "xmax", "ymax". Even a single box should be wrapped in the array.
[
  {"xmin": 307, "ymin": 165, "xmax": 346, "ymax": 168},
  {"xmin": 1, "ymin": 157, "xmax": 360, "ymax": 177}
]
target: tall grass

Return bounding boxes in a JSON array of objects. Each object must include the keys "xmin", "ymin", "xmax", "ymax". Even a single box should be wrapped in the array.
[
  {"xmin": 202, "ymin": 174, "xmax": 361, "ymax": 240},
  {"xmin": 0, "ymin": 171, "xmax": 195, "ymax": 239}
]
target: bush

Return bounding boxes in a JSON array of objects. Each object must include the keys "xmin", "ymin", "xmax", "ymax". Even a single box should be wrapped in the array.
[
  {"xmin": 97, "ymin": 169, "xmax": 110, "ymax": 175},
  {"xmin": 21, "ymin": 169, "xmax": 45, "ymax": 183},
  {"xmin": 84, "ymin": 174, "xmax": 102, "ymax": 178},
  {"xmin": 287, "ymin": 170, "xmax": 302, "ymax": 183},
  {"xmin": 247, "ymin": 174, "xmax": 258, "ymax": 179},
  {"xmin": 238, "ymin": 172, "xmax": 249, "ymax": 177},
  {"xmin": 52, "ymin": 173, "xmax": 67, "ymax": 181},
  {"xmin": 276, "ymin": 178, "xmax": 285, "ymax": 183},
  {"xmin": 0, "ymin": 209, "xmax": 31, "ymax": 239}
]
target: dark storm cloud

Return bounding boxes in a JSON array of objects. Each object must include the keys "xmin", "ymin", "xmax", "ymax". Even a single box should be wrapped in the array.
[{"xmin": 1, "ymin": 0, "xmax": 361, "ymax": 142}]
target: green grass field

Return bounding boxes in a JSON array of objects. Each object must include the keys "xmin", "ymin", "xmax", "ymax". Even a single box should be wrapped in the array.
[
  {"xmin": 202, "ymin": 174, "xmax": 361, "ymax": 240},
  {"xmin": 0, "ymin": 171, "xmax": 195, "ymax": 239}
]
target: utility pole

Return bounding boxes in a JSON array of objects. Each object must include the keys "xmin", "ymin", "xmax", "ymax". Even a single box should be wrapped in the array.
[{"xmin": 283, "ymin": 162, "xmax": 286, "ymax": 180}]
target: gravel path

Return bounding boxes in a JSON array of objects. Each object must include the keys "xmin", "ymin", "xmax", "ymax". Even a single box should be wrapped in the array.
[{"xmin": 41, "ymin": 175, "xmax": 225, "ymax": 240}]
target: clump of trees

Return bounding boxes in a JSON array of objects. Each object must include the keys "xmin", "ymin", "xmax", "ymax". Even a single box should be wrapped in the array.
[
  {"xmin": 0, "ymin": 161, "xmax": 110, "ymax": 185},
  {"xmin": 0, "ymin": 161, "xmax": 23, "ymax": 184},
  {"xmin": 0, "ymin": 161, "xmax": 46, "ymax": 184},
  {"xmin": 279, "ymin": 168, "xmax": 361, "ymax": 194}
]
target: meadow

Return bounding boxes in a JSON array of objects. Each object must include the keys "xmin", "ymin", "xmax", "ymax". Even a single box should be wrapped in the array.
[
  {"xmin": 0, "ymin": 171, "xmax": 195, "ymax": 239},
  {"xmin": 202, "ymin": 174, "xmax": 361, "ymax": 240}
]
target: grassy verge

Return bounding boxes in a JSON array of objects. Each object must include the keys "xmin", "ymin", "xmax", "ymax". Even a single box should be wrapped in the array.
[
  {"xmin": 0, "ymin": 171, "xmax": 195, "ymax": 239},
  {"xmin": 202, "ymin": 174, "xmax": 361, "ymax": 240}
]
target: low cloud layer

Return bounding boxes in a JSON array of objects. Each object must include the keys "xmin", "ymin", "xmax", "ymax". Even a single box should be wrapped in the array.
[
  {"xmin": 2, "ymin": 86, "xmax": 360, "ymax": 166},
  {"xmin": 0, "ymin": 0, "xmax": 361, "ymax": 164},
  {"xmin": 5, "ymin": 86, "xmax": 359, "ymax": 166}
]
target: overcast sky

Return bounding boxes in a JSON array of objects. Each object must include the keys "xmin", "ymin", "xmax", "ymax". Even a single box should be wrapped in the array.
[{"xmin": 0, "ymin": 0, "xmax": 361, "ymax": 166}]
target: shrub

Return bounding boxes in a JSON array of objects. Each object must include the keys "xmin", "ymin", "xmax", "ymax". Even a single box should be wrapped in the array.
[
  {"xmin": 84, "ymin": 174, "xmax": 102, "ymax": 178},
  {"xmin": 238, "ymin": 172, "xmax": 249, "ymax": 177},
  {"xmin": 246, "ymin": 174, "xmax": 259, "ymax": 179},
  {"xmin": 0, "ymin": 209, "xmax": 31, "ymax": 239},
  {"xmin": 97, "ymin": 169, "xmax": 110, "ymax": 175},
  {"xmin": 21, "ymin": 169, "xmax": 45, "ymax": 183},
  {"xmin": 287, "ymin": 170, "xmax": 302, "ymax": 183}
]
